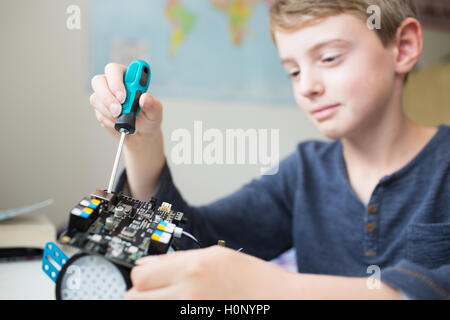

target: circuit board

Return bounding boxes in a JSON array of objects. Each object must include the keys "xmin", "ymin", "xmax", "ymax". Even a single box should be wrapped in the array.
[{"xmin": 58, "ymin": 189, "xmax": 184, "ymax": 268}]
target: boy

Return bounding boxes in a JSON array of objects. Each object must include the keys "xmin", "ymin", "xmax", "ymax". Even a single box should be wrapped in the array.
[{"xmin": 89, "ymin": 0, "xmax": 450, "ymax": 299}]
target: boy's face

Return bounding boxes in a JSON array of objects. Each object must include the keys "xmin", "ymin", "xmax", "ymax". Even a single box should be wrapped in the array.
[{"xmin": 275, "ymin": 14, "xmax": 398, "ymax": 139}]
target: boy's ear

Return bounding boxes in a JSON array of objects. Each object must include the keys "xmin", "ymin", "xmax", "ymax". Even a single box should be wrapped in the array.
[{"xmin": 393, "ymin": 17, "xmax": 423, "ymax": 76}]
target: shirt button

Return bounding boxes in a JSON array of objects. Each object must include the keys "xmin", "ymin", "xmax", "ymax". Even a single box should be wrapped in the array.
[
  {"xmin": 366, "ymin": 223, "xmax": 375, "ymax": 232},
  {"xmin": 368, "ymin": 205, "xmax": 377, "ymax": 214}
]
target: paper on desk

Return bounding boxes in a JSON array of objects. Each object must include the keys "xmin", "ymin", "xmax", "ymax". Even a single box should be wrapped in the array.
[{"xmin": 0, "ymin": 199, "xmax": 54, "ymax": 222}]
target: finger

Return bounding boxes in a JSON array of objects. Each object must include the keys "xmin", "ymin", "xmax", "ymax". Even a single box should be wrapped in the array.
[
  {"xmin": 104, "ymin": 63, "xmax": 127, "ymax": 104},
  {"xmin": 95, "ymin": 110, "xmax": 113, "ymax": 128},
  {"xmin": 130, "ymin": 251, "xmax": 187, "ymax": 291},
  {"xmin": 91, "ymin": 74, "xmax": 122, "ymax": 118},
  {"xmin": 139, "ymin": 93, "xmax": 163, "ymax": 122},
  {"xmin": 90, "ymin": 93, "xmax": 117, "ymax": 124},
  {"xmin": 95, "ymin": 110, "xmax": 120, "ymax": 138},
  {"xmin": 124, "ymin": 285, "xmax": 181, "ymax": 300}
]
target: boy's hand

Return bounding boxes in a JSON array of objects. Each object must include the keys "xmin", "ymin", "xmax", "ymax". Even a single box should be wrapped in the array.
[
  {"xmin": 89, "ymin": 62, "xmax": 163, "ymax": 144},
  {"xmin": 124, "ymin": 246, "xmax": 404, "ymax": 300},
  {"xmin": 124, "ymin": 246, "xmax": 297, "ymax": 300}
]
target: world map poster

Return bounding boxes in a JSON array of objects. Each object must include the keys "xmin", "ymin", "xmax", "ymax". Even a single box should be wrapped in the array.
[{"xmin": 89, "ymin": 0, "xmax": 296, "ymax": 106}]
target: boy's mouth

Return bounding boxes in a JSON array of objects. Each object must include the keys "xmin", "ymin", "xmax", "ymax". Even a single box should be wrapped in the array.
[{"xmin": 311, "ymin": 104, "xmax": 341, "ymax": 121}]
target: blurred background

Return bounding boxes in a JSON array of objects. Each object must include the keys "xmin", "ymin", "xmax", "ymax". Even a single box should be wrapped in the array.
[{"xmin": 1, "ymin": 0, "xmax": 449, "ymax": 229}]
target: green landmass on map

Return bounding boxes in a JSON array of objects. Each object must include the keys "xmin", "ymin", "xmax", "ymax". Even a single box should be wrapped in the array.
[{"xmin": 166, "ymin": 0, "xmax": 196, "ymax": 56}]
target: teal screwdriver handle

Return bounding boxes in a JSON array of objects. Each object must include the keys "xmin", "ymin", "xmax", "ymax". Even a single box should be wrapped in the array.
[{"xmin": 114, "ymin": 60, "xmax": 151, "ymax": 135}]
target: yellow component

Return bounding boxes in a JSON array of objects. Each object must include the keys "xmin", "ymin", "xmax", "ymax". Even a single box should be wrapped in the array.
[
  {"xmin": 151, "ymin": 234, "xmax": 160, "ymax": 241},
  {"xmin": 60, "ymin": 236, "xmax": 71, "ymax": 243},
  {"xmin": 83, "ymin": 207, "xmax": 93, "ymax": 214},
  {"xmin": 156, "ymin": 224, "xmax": 165, "ymax": 231},
  {"xmin": 91, "ymin": 199, "xmax": 101, "ymax": 205}
]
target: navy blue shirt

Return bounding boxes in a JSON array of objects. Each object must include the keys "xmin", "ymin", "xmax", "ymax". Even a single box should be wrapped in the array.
[{"xmin": 118, "ymin": 124, "xmax": 450, "ymax": 299}]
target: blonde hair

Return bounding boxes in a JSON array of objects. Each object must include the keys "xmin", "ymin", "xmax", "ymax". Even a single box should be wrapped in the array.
[{"xmin": 269, "ymin": 0, "xmax": 418, "ymax": 47}]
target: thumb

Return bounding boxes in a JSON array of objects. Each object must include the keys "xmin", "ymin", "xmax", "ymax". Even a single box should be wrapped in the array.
[{"xmin": 139, "ymin": 93, "xmax": 163, "ymax": 122}]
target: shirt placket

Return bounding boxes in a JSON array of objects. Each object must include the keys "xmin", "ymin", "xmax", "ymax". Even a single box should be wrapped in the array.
[{"xmin": 364, "ymin": 181, "xmax": 385, "ymax": 258}]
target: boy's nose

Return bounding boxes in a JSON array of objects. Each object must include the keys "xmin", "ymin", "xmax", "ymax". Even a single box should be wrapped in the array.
[{"xmin": 299, "ymin": 74, "xmax": 325, "ymax": 99}]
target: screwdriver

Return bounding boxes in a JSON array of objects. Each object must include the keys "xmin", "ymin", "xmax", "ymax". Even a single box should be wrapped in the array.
[{"xmin": 107, "ymin": 60, "xmax": 151, "ymax": 193}]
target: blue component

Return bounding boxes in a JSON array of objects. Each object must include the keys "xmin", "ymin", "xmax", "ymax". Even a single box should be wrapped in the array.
[
  {"xmin": 87, "ymin": 202, "xmax": 98, "ymax": 209},
  {"xmin": 80, "ymin": 212, "xmax": 90, "ymax": 218},
  {"xmin": 159, "ymin": 220, "xmax": 167, "ymax": 226},
  {"xmin": 154, "ymin": 230, "xmax": 163, "ymax": 236},
  {"xmin": 42, "ymin": 242, "xmax": 69, "ymax": 283}
]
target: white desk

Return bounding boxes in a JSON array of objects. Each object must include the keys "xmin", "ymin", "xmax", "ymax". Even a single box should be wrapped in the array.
[
  {"xmin": 0, "ymin": 259, "xmax": 55, "ymax": 299},
  {"xmin": 0, "ymin": 245, "xmax": 78, "ymax": 300},
  {"xmin": 0, "ymin": 247, "xmax": 298, "ymax": 300}
]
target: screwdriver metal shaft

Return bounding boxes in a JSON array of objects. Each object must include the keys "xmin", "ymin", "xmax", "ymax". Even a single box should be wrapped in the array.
[{"xmin": 107, "ymin": 130, "xmax": 127, "ymax": 193}]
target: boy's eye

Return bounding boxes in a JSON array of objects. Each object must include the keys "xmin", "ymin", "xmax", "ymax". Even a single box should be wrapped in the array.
[
  {"xmin": 288, "ymin": 70, "xmax": 300, "ymax": 79},
  {"xmin": 321, "ymin": 55, "xmax": 340, "ymax": 64}
]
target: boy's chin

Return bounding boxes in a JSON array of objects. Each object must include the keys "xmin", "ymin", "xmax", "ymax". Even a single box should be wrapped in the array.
[{"xmin": 313, "ymin": 120, "xmax": 349, "ymax": 140}]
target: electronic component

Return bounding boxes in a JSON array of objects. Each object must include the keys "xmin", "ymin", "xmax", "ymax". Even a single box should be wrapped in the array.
[
  {"xmin": 43, "ymin": 190, "xmax": 187, "ymax": 300},
  {"xmin": 68, "ymin": 197, "xmax": 101, "ymax": 232},
  {"xmin": 120, "ymin": 226, "xmax": 137, "ymax": 240},
  {"xmin": 90, "ymin": 189, "xmax": 117, "ymax": 210},
  {"xmin": 114, "ymin": 205, "xmax": 125, "ymax": 218},
  {"xmin": 41, "ymin": 186, "xmax": 211, "ymax": 300},
  {"xmin": 159, "ymin": 202, "xmax": 172, "ymax": 213},
  {"xmin": 105, "ymin": 216, "xmax": 114, "ymax": 230},
  {"xmin": 60, "ymin": 190, "xmax": 183, "ymax": 268}
]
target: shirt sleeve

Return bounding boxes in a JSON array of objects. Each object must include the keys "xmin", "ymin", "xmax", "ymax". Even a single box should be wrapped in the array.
[
  {"xmin": 381, "ymin": 260, "xmax": 450, "ymax": 300},
  {"xmin": 115, "ymin": 152, "xmax": 300, "ymax": 261}
]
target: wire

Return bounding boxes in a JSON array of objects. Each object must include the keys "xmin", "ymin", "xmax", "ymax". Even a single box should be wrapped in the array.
[
  {"xmin": 182, "ymin": 230, "xmax": 203, "ymax": 248},
  {"xmin": 180, "ymin": 231, "xmax": 244, "ymax": 252}
]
